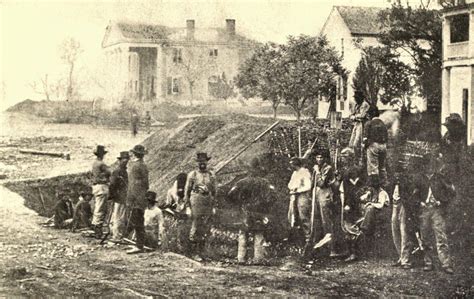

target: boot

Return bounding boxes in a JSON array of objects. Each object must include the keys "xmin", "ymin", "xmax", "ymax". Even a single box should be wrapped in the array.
[{"xmin": 94, "ymin": 225, "xmax": 103, "ymax": 239}]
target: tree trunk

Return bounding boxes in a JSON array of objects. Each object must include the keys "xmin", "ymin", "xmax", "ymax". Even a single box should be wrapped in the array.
[
  {"xmin": 272, "ymin": 104, "xmax": 278, "ymax": 119},
  {"xmin": 189, "ymin": 82, "xmax": 194, "ymax": 106},
  {"xmin": 67, "ymin": 62, "xmax": 74, "ymax": 101}
]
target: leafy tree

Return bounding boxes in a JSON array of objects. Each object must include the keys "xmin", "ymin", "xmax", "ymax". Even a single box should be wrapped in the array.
[
  {"xmin": 237, "ymin": 36, "xmax": 345, "ymax": 121},
  {"xmin": 60, "ymin": 37, "xmax": 83, "ymax": 101},
  {"xmin": 176, "ymin": 47, "xmax": 217, "ymax": 106},
  {"xmin": 279, "ymin": 35, "xmax": 346, "ymax": 122},
  {"xmin": 378, "ymin": 1, "xmax": 442, "ymax": 110},
  {"xmin": 236, "ymin": 42, "xmax": 284, "ymax": 119},
  {"xmin": 353, "ymin": 46, "xmax": 414, "ymax": 108}
]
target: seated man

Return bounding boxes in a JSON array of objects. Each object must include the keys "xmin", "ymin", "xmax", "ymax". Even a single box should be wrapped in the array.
[
  {"xmin": 144, "ymin": 191, "xmax": 164, "ymax": 248},
  {"xmin": 71, "ymin": 188, "xmax": 93, "ymax": 232},
  {"xmin": 359, "ymin": 175, "xmax": 389, "ymax": 236},
  {"xmin": 163, "ymin": 173, "xmax": 190, "ymax": 252},
  {"xmin": 53, "ymin": 189, "xmax": 74, "ymax": 229}
]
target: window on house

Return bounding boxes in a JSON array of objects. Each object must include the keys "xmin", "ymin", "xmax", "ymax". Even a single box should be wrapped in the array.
[
  {"xmin": 172, "ymin": 78, "xmax": 179, "ymax": 93},
  {"xmin": 209, "ymin": 49, "xmax": 218, "ymax": 57},
  {"xmin": 173, "ymin": 48, "xmax": 183, "ymax": 63},
  {"xmin": 339, "ymin": 100, "xmax": 345, "ymax": 111},
  {"xmin": 134, "ymin": 81, "xmax": 138, "ymax": 92},
  {"xmin": 450, "ymin": 14, "xmax": 469, "ymax": 43}
]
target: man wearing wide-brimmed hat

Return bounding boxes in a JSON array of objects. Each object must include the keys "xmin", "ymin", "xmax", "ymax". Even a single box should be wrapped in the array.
[
  {"xmin": 440, "ymin": 113, "xmax": 466, "ymax": 177},
  {"xmin": 91, "ymin": 145, "xmax": 111, "ymax": 238},
  {"xmin": 184, "ymin": 152, "xmax": 216, "ymax": 261},
  {"xmin": 126, "ymin": 145, "xmax": 149, "ymax": 254},
  {"xmin": 109, "ymin": 151, "xmax": 130, "ymax": 242}
]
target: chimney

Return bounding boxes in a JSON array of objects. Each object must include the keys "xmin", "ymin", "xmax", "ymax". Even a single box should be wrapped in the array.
[
  {"xmin": 186, "ymin": 19, "xmax": 195, "ymax": 40},
  {"xmin": 225, "ymin": 19, "xmax": 236, "ymax": 37}
]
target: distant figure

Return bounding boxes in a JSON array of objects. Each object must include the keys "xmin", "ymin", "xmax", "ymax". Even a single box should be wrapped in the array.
[
  {"xmin": 131, "ymin": 111, "xmax": 140, "ymax": 137},
  {"xmin": 71, "ymin": 188, "xmax": 93, "ymax": 232},
  {"xmin": 184, "ymin": 152, "xmax": 216, "ymax": 262},
  {"xmin": 126, "ymin": 145, "xmax": 149, "ymax": 254},
  {"xmin": 228, "ymin": 157, "xmax": 276, "ymax": 265},
  {"xmin": 53, "ymin": 189, "xmax": 74, "ymax": 229},
  {"xmin": 91, "ymin": 145, "xmax": 111, "ymax": 238},
  {"xmin": 109, "ymin": 151, "xmax": 130, "ymax": 241},
  {"xmin": 349, "ymin": 91, "xmax": 370, "ymax": 157},
  {"xmin": 144, "ymin": 111, "xmax": 152, "ymax": 134}
]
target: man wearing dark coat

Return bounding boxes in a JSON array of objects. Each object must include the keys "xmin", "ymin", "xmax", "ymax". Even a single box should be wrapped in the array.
[
  {"xmin": 126, "ymin": 145, "xmax": 149, "ymax": 254},
  {"xmin": 109, "ymin": 151, "xmax": 130, "ymax": 241},
  {"xmin": 411, "ymin": 154, "xmax": 456, "ymax": 274},
  {"xmin": 53, "ymin": 190, "xmax": 74, "ymax": 229}
]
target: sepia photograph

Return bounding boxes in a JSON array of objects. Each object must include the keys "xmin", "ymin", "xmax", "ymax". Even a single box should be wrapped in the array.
[{"xmin": 0, "ymin": 0, "xmax": 473, "ymax": 297}]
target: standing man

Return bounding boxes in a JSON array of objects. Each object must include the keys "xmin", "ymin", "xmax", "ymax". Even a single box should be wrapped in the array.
[
  {"xmin": 337, "ymin": 148, "xmax": 365, "ymax": 262},
  {"xmin": 312, "ymin": 147, "xmax": 339, "ymax": 257},
  {"xmin": 413, "ymin": 154, "xmax": 455, "ymax": 274},
  {"xmin": 440, "ymin": 113, "xmax": 466, "ymax": 178},
  {"xmin": 363, "ymin": 116, "xmax": 388, "ymax": 187},
  {"xmin": 287, "ymin": 157, "xmax": 313, "ymax": 259},
  {"xmin": 131, "ymin": 111, "xmax": 140, "ymax": 137},
  {"xmin": 349, "ymin": 91, "xmax": 370, "ymax": 158},
  {"xmin": 109, "ymin": 151, "xmax": 130, "ymax": 242},
  {"xmin": 91, "ymin": 145, "xmax": 111, "ymax": 239},
  {"xmin": 144, "ymin": 111, "xmax": 152, "ymax": 134},
  {"xmin": 184, "ymin": 152, "xmax": 216, "ymax": 262},
  {"xmin": 228, "ymin": 157, "xmax": 277, "ymax": 265},
  {"xmin": 126, "ymin": 145, "xmax": 149, "ymax": 254}
]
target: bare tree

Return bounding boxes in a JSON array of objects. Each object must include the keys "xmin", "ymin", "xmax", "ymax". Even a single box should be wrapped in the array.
[
  {"xmin": 177, "ymin": 47, "xmax": 217, "ymax": 105},
  {"xmin": 60, "ymin": 37, "xmax": 83, "ymax": 101},
  {"xmin": 29, "ymin": 74, "xmax": 52, "ymax": 101}
]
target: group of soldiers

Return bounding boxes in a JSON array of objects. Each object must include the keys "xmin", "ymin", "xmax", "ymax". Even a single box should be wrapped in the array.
[{"xmin": 49, "ymin": 97, "xmax": 466, "ymax": 273}]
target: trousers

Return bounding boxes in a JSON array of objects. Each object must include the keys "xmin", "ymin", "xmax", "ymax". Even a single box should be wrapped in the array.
[
  {"xmin": 419, "ymin": 206, "xmax": 452, "ymax": 268},
  {"xmin": 367, "ymin": 142, "xmax": 387, "ymax": 186},
  {"xmin": 129, "ymin": 208, "xmax": 145, "ymax": 249},
  {"xmin": 391, "ymin": 203, "xmax": 412, "ymax": 265},
  {"xmin": 238, "ymin": 230, "xmax": 266, "ymax": 263},
  {"xmin": 189, "ymin": 193, "xmax": 211, "ymax": 244},
  {"xmin": 92, "ymin": 184, "xmax": 109, "ymax": 226},
  {"xmin": 111, "ymin": 202, "xmax": 128, "ymax": 239},
  {"xmin": 315, "ymin": 193, "xmax": 336, "ymax": 253}
]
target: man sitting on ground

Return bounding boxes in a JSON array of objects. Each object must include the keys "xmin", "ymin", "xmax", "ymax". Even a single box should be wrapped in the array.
[
  {"xmin": 71, "ymin": 188, "xmax": 93, "ymax": 232},
  {"xmin": 53, "ymin": 189, "xmax": 74, "ymax": 229}
]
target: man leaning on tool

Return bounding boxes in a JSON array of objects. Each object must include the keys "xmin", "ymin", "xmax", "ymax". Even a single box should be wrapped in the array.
[
  {"xmin": 126, "ymin": 145, "xmax": 149, "ymax": 254},
  {"xmin": 184, "ymin": 152, "xmax": 216, "ymax": 262},
  {"xmin": 91, "ymin": 145, "xmax": 111, "ymax": 239}
]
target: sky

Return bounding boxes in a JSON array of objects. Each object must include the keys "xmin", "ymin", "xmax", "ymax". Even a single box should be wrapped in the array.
[{"xmin": 0, "ymin": 0, "xmax": 391, "ymax": 111}]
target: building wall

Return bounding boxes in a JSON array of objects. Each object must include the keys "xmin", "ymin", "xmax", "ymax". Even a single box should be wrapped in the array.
[
  {"xmin": 442, "ymin": 5, "xmax": 474, "ymax": 144},
  {"xmin": 160, "ymin": 43, "xmax": 247, "ymax": 104}
]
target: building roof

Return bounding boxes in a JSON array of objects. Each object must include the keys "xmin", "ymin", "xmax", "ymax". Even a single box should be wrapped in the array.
[
  {"xmin": 103, "ymin": 21, "xmax": 258, "ymax": 48},
  {"xmin": 335, "ymin": 6, "xmax": 384, "ymax": 36}
]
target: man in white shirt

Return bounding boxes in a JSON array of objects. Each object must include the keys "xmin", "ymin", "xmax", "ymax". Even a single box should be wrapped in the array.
[
  {"xmin": 144, "ymin": 191, "xmax": 164, "ymax": 248},
  {"xmin": 287, "ymin": 157, "xmax": 313, "ymax": 258}
]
